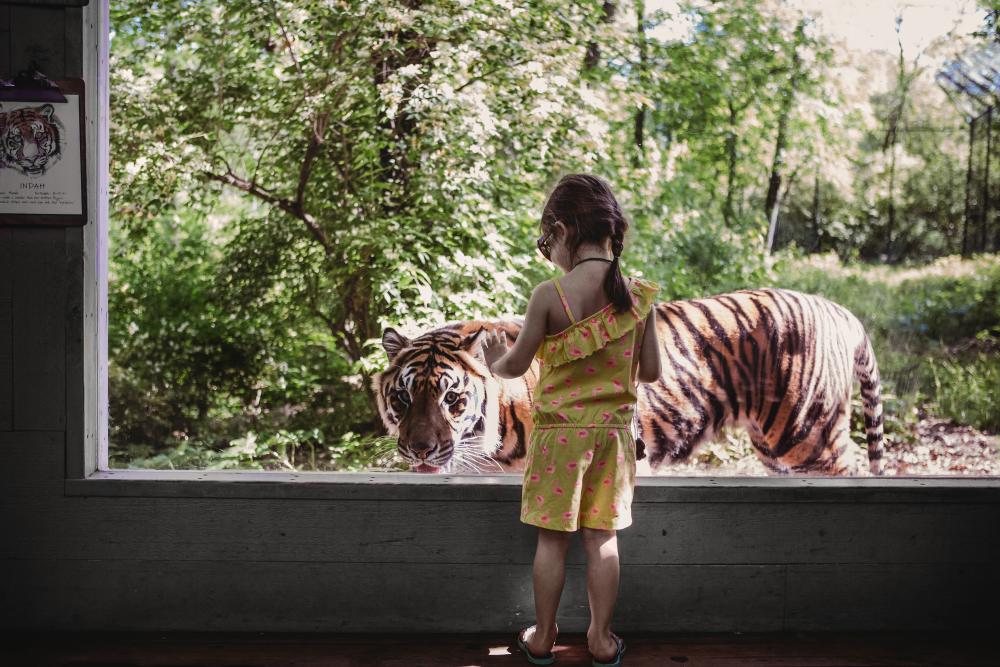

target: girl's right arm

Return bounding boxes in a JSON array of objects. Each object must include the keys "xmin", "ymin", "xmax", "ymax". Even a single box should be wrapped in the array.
[{"xmin": 635, "ymin": 306, "xmax": 662, "ymax": 384}]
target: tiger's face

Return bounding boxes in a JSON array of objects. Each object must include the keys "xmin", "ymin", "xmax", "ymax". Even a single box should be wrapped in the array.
[
  {"xmin": 372, "ymin": 321, "xmax": 521, "ymax": 473},
  {"xmin": 0, "ymin": 103, "xmax": 61, "ymax": 176}
]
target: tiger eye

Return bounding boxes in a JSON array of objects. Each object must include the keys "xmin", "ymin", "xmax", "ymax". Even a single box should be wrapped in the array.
[{"xmin": 391, "ymin": 390, "xmax": 409, "ymax": 410}]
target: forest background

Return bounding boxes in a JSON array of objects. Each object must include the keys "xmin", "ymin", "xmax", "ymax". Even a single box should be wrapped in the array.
[{"xmin": 107, "ymin": 0, "xmax": 1000, "ymax": 474}]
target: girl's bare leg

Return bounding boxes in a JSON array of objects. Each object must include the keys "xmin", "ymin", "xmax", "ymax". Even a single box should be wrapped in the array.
[
  {"xmin": 581, "ymin": 527, "xmax": 620, "ymax": 661},
  {"xmin": 524, "ymin": 527, "xmax": 572, "ymax": 655}
]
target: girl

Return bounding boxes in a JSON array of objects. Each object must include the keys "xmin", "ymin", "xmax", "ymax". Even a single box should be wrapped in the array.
[{"xmin": 479, "ymin": 173, "xmax": 661, "ymax": 666}]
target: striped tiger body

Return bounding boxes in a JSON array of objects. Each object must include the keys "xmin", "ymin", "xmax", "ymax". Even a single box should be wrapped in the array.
[
  {"xmin": 374, "ymin": 288, "xmax": 885, "ymax": 476},
  {"xmin": 638, "ymin": 288, "xmax": 885, "ymax": 476}
]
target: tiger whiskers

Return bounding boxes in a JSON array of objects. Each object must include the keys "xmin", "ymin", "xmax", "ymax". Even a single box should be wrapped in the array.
[
  {"xmin": 450, "ymin": 438, "xmax": 506, "ymax": 473},
  {"xmin": 449, "ymin": 449, "xmax": 504, "ymax": 474},
  {"xmin": 366, "ymin": 440, "xmax": 403, "ymax": 468}
]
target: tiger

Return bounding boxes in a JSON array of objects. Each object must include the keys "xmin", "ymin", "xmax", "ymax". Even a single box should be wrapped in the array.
[
  {"xmin": 373, "ymin": 320, "xmax": 536, "ymax": 473},
  {"xmin": 0, "ymin": 103, "xmax": 62, "ymax": 176},
  {"xmin": 373, "ymin": 287, "xmax": 886, "ymax": 476}
]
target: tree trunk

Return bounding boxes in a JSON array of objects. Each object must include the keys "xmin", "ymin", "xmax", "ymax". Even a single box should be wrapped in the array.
[
  {"xmin": 584, "ymin": 1, "xmax": 617, "ymax": 71},
  {"xmin": 811, "ymin": 170, "xmax": 821, "ymax": 253},
  {"xmin": 632, "ymin": 0, "xmax": 648, "ymax": 168},
  {"xmin": 764, "ymin": 20, "xmax": 805, "ymax": 253},
  {"xmin": 373, "ymin": 0, "xmax": 435, "ymax": 216},
  {"xmin": 724, "ymin": 99, "xmax": 738, "ymax": 227},
  {"xmin": 983, "ymin": 106, "xmax": 993, "ymax": 252},
  {"xmin": 882, "ymin": 16, "xmax": 918, "ymax": 264},
  {"xmin": 887, "ymin": 141, "xmax": 897, "ymax": 262}
]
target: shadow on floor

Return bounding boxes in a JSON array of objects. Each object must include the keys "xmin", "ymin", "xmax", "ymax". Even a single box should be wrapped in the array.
[{"xmin": 0, "ymin": 630, "xmax": 993, "ymax": 667}]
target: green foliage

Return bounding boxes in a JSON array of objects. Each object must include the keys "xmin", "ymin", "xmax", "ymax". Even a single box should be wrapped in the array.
[
  {"xmin": 651, "ymin": 214, "xmax": 772, "ymax": 299},
  {"xmin": 929, "ymin": 350, "xmax": 1000, "ymax": 432},
  {"xmin": 890, "ymin": 264, "xmax": 1000, "ymax": 342},
  {"xmin": 108, "ymin": 210, "xmax": 268, "ymax": 449}
]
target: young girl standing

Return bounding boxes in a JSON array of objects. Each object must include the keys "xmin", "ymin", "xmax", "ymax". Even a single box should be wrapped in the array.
[{"xmin": 480, "ymin": 174, "xmax": 661, "ymax": 666}]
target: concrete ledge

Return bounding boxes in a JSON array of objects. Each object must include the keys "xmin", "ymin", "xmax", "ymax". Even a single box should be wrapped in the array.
[{"xmin": 64, "ymin": 470, "xmax": 1000, "ymax": 502}]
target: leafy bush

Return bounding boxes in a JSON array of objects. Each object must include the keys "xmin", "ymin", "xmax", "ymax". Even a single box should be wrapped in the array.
[{"xmin": 928, "ymin": 347, "xmax": 1000, "ymax": 433}]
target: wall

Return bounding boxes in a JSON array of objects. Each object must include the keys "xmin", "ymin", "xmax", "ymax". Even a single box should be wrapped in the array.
[{"xmin": 1, "ymin": 0, "xmax": 999, "ymax": 633}]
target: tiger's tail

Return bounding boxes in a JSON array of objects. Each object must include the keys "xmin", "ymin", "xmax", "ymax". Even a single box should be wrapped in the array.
[{"xmin": 853, "ymin": 331, "xmax": 885, "ymax": 476}]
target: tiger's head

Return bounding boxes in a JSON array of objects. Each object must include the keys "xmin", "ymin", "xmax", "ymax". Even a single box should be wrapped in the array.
[
  {"xmin": 371, "ymin": 319, "xmax": 536, "ymax": 473},
  {"xmin": 0, "ymin": 103, "xmax": 62, "ymax": 176}
]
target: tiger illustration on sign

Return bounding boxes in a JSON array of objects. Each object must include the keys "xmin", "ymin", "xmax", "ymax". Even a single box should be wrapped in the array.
[
  {"xmin": 0, "ymin": 103, "xmax": 62, "ymax": 176},
  {"xmin": 372, "ymin": 287, "xmax": 885, "ymax": 476}
]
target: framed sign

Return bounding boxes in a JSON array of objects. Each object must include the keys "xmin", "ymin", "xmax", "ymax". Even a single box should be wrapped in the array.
[{"xmin": 0, "ymin": 77, "xmax": 88, "ymax": 227}]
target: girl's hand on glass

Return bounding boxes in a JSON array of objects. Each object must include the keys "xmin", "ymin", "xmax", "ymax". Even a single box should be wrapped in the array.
[{"xmin": 479, "ymin": 328, "xmax": 508, "ymax": 372}]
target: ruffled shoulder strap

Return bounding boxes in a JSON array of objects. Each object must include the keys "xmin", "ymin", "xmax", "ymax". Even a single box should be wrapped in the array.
[{"xmin": 537, "ymin": 276, "xmax": 660, "ymax": 367}]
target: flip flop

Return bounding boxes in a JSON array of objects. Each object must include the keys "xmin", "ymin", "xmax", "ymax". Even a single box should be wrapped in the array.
[
  {"xmin": 590, "ymin": 632, "xmax": 626, "ymax": 667},
  {"xmin": 515, "ymin": 625, "xmax": 557, "ymax": 665}
]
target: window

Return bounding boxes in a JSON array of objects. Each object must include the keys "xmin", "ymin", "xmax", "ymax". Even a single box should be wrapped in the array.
[{"xmin": 76, "ymin": 0, "xmax": 1000, "ymax": 488}]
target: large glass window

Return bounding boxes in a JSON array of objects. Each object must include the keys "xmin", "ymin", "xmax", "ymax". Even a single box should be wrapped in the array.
[{"xmin": 104, "ymin": 0, "xmax": 998, "ymax": 478}]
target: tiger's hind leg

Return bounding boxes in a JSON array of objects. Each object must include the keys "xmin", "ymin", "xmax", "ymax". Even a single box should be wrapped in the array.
[
  {"xmin": 785, "ymin": 401, "xmax": 864, "ymax": 476},
  {"xmin": 749, "ymin": 400, "xmax": 862, "ymax": 476},
  {"xmin": 824, "ymin": 430, "xmax": 868, "ymax": 477}
]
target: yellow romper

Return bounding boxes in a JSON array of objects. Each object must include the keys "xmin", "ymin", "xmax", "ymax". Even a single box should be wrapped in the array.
[{"xmin": 520, "ymin": 275, "xmax": 661, "ymax": 532}]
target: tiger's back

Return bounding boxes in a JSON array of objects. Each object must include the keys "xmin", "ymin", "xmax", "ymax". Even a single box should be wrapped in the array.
[{"xmin": 640, "ymin": 287, "xmax": 885, "ymax": 475}]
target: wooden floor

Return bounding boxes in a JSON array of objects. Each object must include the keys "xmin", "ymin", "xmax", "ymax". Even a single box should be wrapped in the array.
[{"xmin": 0, "ymin": 631, "xmax": 993, "ymax": 667}]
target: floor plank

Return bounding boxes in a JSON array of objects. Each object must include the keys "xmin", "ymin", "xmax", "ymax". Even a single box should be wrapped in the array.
[{"xmin": 0, "ymin": 631, "xmax": 993, "ymax": 667}]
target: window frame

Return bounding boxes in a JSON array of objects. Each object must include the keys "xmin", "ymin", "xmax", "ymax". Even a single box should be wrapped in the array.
[{"xmin": 68, "ymin": 0, "xmax": 1000, "ymax": 500}]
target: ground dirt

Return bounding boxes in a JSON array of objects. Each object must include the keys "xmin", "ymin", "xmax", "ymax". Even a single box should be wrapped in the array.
[{"xmin": 643, "ymin": 410, "xmax": 1000, "ymax": 477}]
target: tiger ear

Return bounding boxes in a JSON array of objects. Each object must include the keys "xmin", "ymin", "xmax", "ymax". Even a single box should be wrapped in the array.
[
  {"xmin": 381, "ymin": 327, "xmax": 411, "ymax": 362},
  {"xmin": 38, "ymin": 104, "xmax": 55, "ymax": 120},
  {"xmin": 462, "ymin": 328, "xmax": 488, "ymax": 364}
]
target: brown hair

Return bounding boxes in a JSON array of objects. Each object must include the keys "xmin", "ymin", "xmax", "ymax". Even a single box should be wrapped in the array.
[{"xmin": 540, "ymin": 173, "xmax": 632, "ymax": 315}]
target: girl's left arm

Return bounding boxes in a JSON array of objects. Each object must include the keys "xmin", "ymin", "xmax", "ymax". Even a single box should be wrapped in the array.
[{"xmin": 485, "ymin": 284, "xmax": 548, "ymax": 379}]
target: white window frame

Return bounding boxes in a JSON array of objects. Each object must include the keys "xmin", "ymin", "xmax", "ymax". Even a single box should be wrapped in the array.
[{"xmin": 68, "ymin": 0, "xmax": 997, "ymax": 501}]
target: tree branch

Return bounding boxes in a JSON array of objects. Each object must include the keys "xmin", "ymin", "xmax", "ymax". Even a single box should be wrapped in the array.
[
  {"xmin": 201, "ymin": 168, "xmax": 334, "ymax": 256},
  {"xmin": 296, "ymin": 112, "xmax": 329, "ymax": 214},
  {"xmin": 455, "ymin": 56, "xmax": 532, "ymax": 92}
]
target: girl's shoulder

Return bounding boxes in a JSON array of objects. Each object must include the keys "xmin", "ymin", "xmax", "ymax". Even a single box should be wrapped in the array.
[
  {"xmin": 537, "ymin": 276, "xmax": 660, "ymax": 368},
  {"xmin": 534, "ymin": 274, "xmax": 660, "ymax": 296}
]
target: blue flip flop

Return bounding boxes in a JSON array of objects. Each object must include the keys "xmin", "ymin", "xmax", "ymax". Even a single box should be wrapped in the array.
[
  {"xmin": 516, "ymin": 626, "xmax": 556, "ymax": 665},
  {"xmin": 590, "ymin": 632, "xmax": 626, "ymax": 667}
]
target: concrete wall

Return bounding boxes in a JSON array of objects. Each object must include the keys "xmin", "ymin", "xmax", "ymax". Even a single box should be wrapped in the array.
[{"xmin": 1, "ymin": 0, "xmax": 998, "ymax": 633}]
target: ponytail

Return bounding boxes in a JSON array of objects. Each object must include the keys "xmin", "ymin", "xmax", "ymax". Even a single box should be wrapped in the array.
[{"xmin": 603, "ymin": 222, "xmax": 632, "ymax": 315}]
